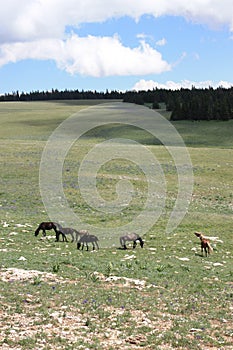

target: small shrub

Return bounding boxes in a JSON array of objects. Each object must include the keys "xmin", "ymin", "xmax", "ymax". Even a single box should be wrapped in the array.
[{"xmin": 52, "ymin": 263, "xmax": 60, "ymax": 273}]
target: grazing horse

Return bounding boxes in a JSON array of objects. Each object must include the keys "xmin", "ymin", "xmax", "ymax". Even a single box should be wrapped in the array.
[
  {"xmin": 77, "ymin": 234, "xmax": 99, "ymax": 251},
  {"xmin": 120, "ymin": 233, "xmax": 144, "ymax": 250},
  {"xmin": 56, "ymin": 227, "xmax": 80, "ymax": 242},
  {"xmin": 194, "ymin": 232, "xmax": 213, "ymax": 257},
  {"xmin": 34, "ymin": 222, "xmax": 67, "ymax": 242}
]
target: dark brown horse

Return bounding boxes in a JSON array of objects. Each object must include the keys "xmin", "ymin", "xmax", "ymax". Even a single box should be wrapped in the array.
[
  {"xmin": 77, "ymin": 234, "xmax": 99, "ymax": 251},
  {"xmin": 194, "ymin": 232, "xmax": 213, "ymax": 257},
  {"xmin": 120, "ymin": 233, "xmax": 144, "ymax": 250},
  {"xmin": 34, "ymin": 222, "xmax": 67, "ymax": 242}
]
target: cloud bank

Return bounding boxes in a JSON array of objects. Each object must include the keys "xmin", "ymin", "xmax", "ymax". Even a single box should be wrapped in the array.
[
  {"xmin": 0, "ymin": 0, "xmax": 233, "ymax": 77},
  {"xmin": 132, "ymin": 79, "xmax": 233, "ymax": 91},
  {"xmin": 1, "ymin": 0, "xmax": 233, "ymax": 44},
  {"xmin": 0, "ymin": 35, "xmax": 171, "ymax": 77}
]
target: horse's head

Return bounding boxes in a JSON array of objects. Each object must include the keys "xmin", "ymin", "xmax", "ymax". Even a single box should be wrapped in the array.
[
  {"xmin": 194, "ymin": 232, "xmax": 202, "ymax": 238},
  {"xmin": 139, "ymin": 238, "xmax": 144, "ymax": 248}
]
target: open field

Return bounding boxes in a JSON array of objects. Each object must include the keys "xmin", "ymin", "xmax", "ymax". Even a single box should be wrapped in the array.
[{"xmin": 0, "ymin": 101, "xmax": 233, "ymax": 349}]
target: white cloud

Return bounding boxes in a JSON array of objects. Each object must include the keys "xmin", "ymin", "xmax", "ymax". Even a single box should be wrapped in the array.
[
  {"xmin": 136, "ymin": 33, "xmax": 154, "ymax": 41},
  {"xmin": 156, "ymin": 38, "xmax": 167, "ymax": 46},
  {"xmin": 0, "ymin": 1, "xmax": 233, "ymax": 78},
  {"xmin": 132, "ymin": 79, "xmax": 233, "ymax": 91},
  {"xmin": 193, "ymin": 53, "xmax": 200, "ymax": 60},
  {"xmin": 1, "ymin": 1, "xmax": 233, "ymax": 44},
  {"xmin": 0, "ymin": 35, "xmax": 171, "ymax": 77}
]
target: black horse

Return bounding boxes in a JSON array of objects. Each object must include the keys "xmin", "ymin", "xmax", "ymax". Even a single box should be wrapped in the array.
[
  {"xmin": 77, "ymin": 234, "xmax": 99, "ymax": 251},
  {"xmin": 34, "ymin": 222, "xmax": 67, "ymax": 242},
  {"xmin": 120, "ymin": 233, "xmax": 144, "ymax": 249}
]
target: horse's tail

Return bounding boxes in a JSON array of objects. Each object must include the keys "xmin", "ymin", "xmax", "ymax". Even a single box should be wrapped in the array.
[
  {"xmin": 207, "ymin": 241, "xmax": 213, "ymax": 254},
  {"xmin": 73, "ymin": 229, "xmax": 80, "ymax": 242}
]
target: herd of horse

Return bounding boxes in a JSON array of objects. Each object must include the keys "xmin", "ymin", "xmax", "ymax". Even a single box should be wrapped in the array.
[
  {"xmin": 34, "ymin": 221, "xmax": 144, "ymax": 251},
  {"xmin": 34, "ymin": 222, "xmax": 213, "ymax": 256}
]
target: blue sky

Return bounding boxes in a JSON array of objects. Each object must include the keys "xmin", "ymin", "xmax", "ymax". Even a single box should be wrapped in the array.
[{"xmin": 0, "ymin": 1, "xmax": 233, "ymax": 94}]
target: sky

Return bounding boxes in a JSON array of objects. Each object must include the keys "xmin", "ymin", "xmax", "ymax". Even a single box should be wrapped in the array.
[{"xmin": 0, "ymin": 0, "xmax": 233, "ymax": 94}]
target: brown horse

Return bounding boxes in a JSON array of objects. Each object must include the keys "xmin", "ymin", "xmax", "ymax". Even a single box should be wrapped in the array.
[
  {"xmin": 34, "ymin": 222, "xmax": 67, "ymax": 242},
  {"xmin": 56, "ymin": 229, "xmax": 89, "ymax": 243},
  {"xmin": 77, "ymin": 234, "xmax": 99, "ymax": 251},
  {"xmin": 56, "ymin": 227, "xmax": 80, "ymax": 242},
  {"xmin": 120, "ymin": 233, "xmax": 144, "ymax": 250},
  {"xmin": 194, "ymin": 232, "xmax": 213, "ymax": 257}
]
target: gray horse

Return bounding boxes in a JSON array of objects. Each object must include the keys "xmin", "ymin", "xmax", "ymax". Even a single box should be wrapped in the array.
[
  {"xmin": 120, "ymin": 233, "xmax": 144, "ymax": 249},
  {"xmin": 77, "ymin": 234, "xmax": 99, "ymax": 251}
]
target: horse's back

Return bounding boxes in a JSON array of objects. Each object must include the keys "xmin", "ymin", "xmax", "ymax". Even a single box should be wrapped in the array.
[
  {"xmin": 126, "ymin": 233, "xmax": 139, "ymax": 241},
  {"xmin": 78, "ymin": 229, "xmax": 89, "ymax": 236},
  {"xmin": 79, "ymin": 234, "xmax": 98, "ymax": 243}
]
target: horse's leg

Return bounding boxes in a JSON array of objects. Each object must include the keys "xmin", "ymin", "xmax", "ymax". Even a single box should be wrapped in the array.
[
  {"xmin": 58, "ymin": 231, "xmax": 68, "ymax": 242},
  {"xmin": 121, "ymin": 238, "xmax": 127, "ymax": 249},
  {"xmin": 120, "ymin": 237, "xmax": 124, "ymax": 248},
  {"xmin": 61, "ymin": 233, "xmax": 68, "ymax": 242},
  {"xmin": 133, "ymin": 240, "xmax": 137, "ymax": 249},
  {"xmin": 96, "ymin": 241, "xmax": 99, "ymax": 250},
  {"xmin": 71, "ymin": 232, "xmax": 74, "ymax": 243},
  {"xmin": 55, "ymin": 231, "xmax": 59, "ymax": 242},
  {"xmin": 86, "ymin": 243, "xmax": 89, "ymax": 251},
  {"xmin": 75, "ymin": 231, "xmax": 79, "ymax": 242},
  {"xmin": 42, "ymin": 229, "xmax": 46, "ymax": 237}
]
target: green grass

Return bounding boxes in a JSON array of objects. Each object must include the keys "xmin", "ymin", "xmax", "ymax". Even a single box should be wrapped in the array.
[
  {"xmin": 173, "ymin": 120, "xmax": 233, "ymax": 148},
  {"xmin": 0, "ymin": 101, "xmax": 233, "ymax": 349}
]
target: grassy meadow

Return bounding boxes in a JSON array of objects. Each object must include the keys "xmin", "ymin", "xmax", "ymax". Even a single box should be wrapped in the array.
[{"xmin": 0, "ymin": 100, "xmax": 233, "ymax": 349}]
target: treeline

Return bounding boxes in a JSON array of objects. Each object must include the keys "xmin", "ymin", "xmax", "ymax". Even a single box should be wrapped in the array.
[
  {"xmin": 123, "ymin": 86, "xmax": 233, "ymax": 121},
  {"xmin": 1, "ymin": 86, "xmax": 233, "ymax": 121},
  {"xmin": 0, "ymin": 89, "xmax": 123, "ymax": 102}
]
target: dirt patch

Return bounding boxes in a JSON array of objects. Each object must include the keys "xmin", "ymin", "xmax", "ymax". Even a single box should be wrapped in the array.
[
  {"xmin": 0, "ymin": 267, "xmax": 65, "ymax": 284},
  {"xmin": 0, "ymin": 268, "xmax": 232, "ymax": 349}
]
